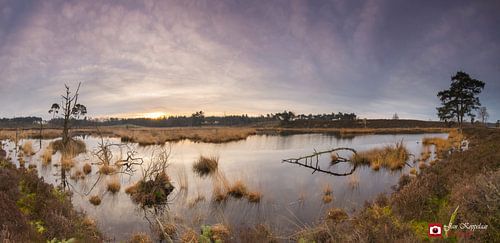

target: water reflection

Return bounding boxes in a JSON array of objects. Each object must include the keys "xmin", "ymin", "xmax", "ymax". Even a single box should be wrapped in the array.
[{"xmin": 1, "ymin": 132, "xmax": 447, "ymax": 241}]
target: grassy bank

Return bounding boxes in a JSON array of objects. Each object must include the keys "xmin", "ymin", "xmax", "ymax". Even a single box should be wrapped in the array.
[
  {"xmin": 296, "ymin": 128, "xmax": 499, "ymax": 242},
  {"xmin": 0, "ymin": 158, "xmax": 102, "ymax": 242},
  {"xmin": 1, "ymin": 125, "xmax": 450, "ymax": 145}
]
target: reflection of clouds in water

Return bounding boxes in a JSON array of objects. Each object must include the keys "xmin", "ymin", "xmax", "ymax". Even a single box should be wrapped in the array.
[{"xmin": 2, "ymin": 132, "xmax": 448, "ymax": 240}]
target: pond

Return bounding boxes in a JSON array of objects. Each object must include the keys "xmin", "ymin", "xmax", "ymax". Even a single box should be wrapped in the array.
[{"xmin": 1, "ymin": 132, "xmax": 447, "ymax": 241}]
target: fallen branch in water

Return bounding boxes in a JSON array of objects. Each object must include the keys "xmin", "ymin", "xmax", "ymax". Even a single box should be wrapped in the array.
[{"xmin": 283, "ymin": 147, "xmax": 358, "ymax": 176}]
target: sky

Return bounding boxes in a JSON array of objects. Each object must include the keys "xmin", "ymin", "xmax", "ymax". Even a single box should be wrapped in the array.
[{"xmin": 1, "ymin": 0, "xmax": 499, "ymax": 121}]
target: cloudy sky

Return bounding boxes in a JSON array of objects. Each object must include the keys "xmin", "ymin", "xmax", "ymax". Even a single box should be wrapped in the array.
[{"xmin": 1, "ymin": 0, "xmax": 499, "ymax": 120}]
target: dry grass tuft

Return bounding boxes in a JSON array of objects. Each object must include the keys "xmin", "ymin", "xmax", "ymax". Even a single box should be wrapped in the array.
[
  {"xmin": 213, "ymin": 186, "xmax": 228, "ymax": 202},
  {"xmin": 89, "ymin": 195, "xmax": 101, "ymax": 206},
  {"xmin": 211, "ymin": 224, "xmax": 231, "ymax": 241},
  {"xmin": 41, "ymin": 146, "xmax": 53, "ymax": 165},
  {"xmin": 99, "ymin": 164, "xmax": 116, "ymax": 175},
  {"xmin": 227, "ymin": 180, "xmax": 248, "ymax": 198},
  {"xmin": 247, "ymin": 191, "xmax": 262, "ymax": 203},
  {"xmin": 418, "ymin": 162, "xmax": 427, "ymax": 170},
  {"xmin": 192, "ymin": 155, "xmax": 219, "ymax": 176},
  {"xmin": 322, "ymin": 184, "xmax": 334, "ymax": 203},
  {"xmin": 351, "ymin": 141, "xmax": 410, "ymax": 170},
  {"xmin": 409, "ymin": 168, "xmax": 417, "ymax": 175},
  {"xmin": 326, "ymin": 208, "xmax": 348, "ymax": 222},
  {"xmin": 21, "ymin": 141, "xmax": 35, "ymax": 156},
  {"xmin": 181, "ymin": 229, "xmax": 197, "ymax": 243},
  {"xmin": 83, "ymin": 163, "xmax": 92, "ymax": 174},
  {"xmin": 129, "ymin": 232, "xmax": 152, "ymax": 243},
  {"xmin": 49, "ymin": 139, "xmax": 86, "ymax": 157},
  {"xmin": 107, "ymin": 179, "xmax": 121, "ymax": 194},
  {"xmin": 330, "ymin": 152, "xmax": 339, "ymax": 162},
  {"xmin": 125, "ymin": 183, "xmax": 139, "ymax": 195},
  {"xmin": 61, "ymin": 156, "xmax": 75, "ymax": 171}
]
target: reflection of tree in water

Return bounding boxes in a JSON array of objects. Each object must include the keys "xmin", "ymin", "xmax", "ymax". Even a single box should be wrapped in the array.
[{"xmin": 283, "ymin": 147, "xmax": 358, "ymax": 176}]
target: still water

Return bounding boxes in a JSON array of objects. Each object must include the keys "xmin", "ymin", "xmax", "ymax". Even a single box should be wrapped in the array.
[{"xmin": 2, "ymin": 132, "xmax": 447, "ymax": 240}]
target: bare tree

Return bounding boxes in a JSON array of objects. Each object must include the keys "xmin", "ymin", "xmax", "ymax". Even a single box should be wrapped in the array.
[
  {"xmin": 477, "ymin": 106, "xmax": 489, "ymax": 124},
  {"xmin": 392, "ymin": 113, "xmax": 399, "ymax": 120}
]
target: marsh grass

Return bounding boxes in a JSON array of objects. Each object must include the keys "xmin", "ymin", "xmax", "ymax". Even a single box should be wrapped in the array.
[
  {"xmin": 60, "ymin": 156, "xmax": 75, "ymax": 171},
  {"xmin": 41, "ymin": 146, "xmax": 53, "ymax": 165},
  {"xmin": 111, "ymin": 127, "xmax": 257, "ymax": 145},
  {"xmin": 322, "ymin": 184, "xmax": 333, "ymax": 203},
  {"xmin": 83, "ymin": 163, "xmax": 92, "ymax": 174},
  {"xmin": 193, "ymin": 155, "xmax": 218, "ymax": 177},
  {"xmin": 99, "ymin": 164, "xmax": 116, "ymax": 175},
  {"xmin": 21, "ymin": 141, "xmax": 35, "ymax": 156},
  {"xmin": 89, "ymin": 195, "xmax": 101, "ymax": 206},
  {"xmin": 227, "ymin": 180, "xmax": 248, "ymax": 198},
  {"xmin": 351, "ymin": 140, "xmax": 410, "ymax": 170},
  {"xmin": 49, "ymin": 139, "xmax": 86, "ymax": 157},
  {"xmin": 70, "ymin": 170, "xmax": 85, "ymax": 181},
  {"xmin": 129, "ymin": 232, "xmax": 152, "ymax": 243},
  {"xmin": 247, "ymin": 191, "xmax": 262, "ymax": 203},
  {"xmin": 326, "ymin": 208, "xmax": 348, "ymax": 222},
  {"xmin": 107, "ymin": 179, "xmax": 121, "ymax": 194}
]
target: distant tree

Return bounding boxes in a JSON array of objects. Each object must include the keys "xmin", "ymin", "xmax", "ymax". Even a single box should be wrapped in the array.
[
  {"xmin": 191, "ymin": 111, "xmax": 205, "ymax": 126},
  {"xmin": 392, "ymin": 113, "xmax": 399, "ymax": 120},
  {"xmin": 276, "ymin": 110, "xmax": 295, "ymax": 122},
  {"xmin": 477, "ymin": 106, "xmax": 489, "ymax": 124},
  {"xmin": 437, "ymin": 71, "xmax": 485, "ymax": 129},
  {"xmin": 497, "ymin": 120, "xmax": 500, "ymax": 128},
  {"xmin": 48, "ymin": 103, "xmax": 60, "ymax": 119}
]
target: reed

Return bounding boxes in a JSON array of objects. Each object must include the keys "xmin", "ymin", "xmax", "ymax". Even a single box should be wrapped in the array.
[
  {"xmin": 193, "ymin": 155, "xmax": 219, "ymax": 176},
  {"xmin": 41, "ymin": 146, "xmax": 53, "ymax": 165},
  {"xmin": 21, "ymin": 141, "xmax": 35, "ymax": 156},
  {"xmin": 107, "ymin": 179, "xmax": 121, "ymax": 193},
  {"xmin": 351, "ymin": 140, "xmax": 410, "ymax": 170}
]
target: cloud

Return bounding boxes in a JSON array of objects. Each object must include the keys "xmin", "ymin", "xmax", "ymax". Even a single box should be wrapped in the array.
[{"xmin": 0, "ymin": 0, "xmax": 499, "ymax": 121}]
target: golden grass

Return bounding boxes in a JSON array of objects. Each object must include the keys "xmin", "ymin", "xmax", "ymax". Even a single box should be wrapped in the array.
[
  {"xmin": 409, "ymin": 168, "xmax": 417, "ymax": 175},
  {"xmin": 181, "ymin": 229, "xmax": 197, "ymax": 243},
  {"xmin": 247, "ymin": 191, "xmax": 262, "ymax": 203},
  {"xmin": 330, "ymin": 152, "xmax": 339, "ymax": 162},
  {"xmin": 213, "ymin": 186, "xmax": 228, "ymax": 202},
  {"xmin": 125, "ymin": 183, "xmax": 139, "ymax": 195},
  {"xmin": 129, "ymin": 232, "xmax": 153, "ymax": 243},
  {"xmin": 227, "ymin": 180, "xmax": 248, "ymax": 198},
  {"xmin": 211, "ymin": 224, "xmax": 231, "ymax": 241},
  {"xmin": 83, "ymin": 163, "xmax": 92, "ymax": 174},
  {"xmin": 351, "ymin": 141, "xmax": 410, "ymax": 170},
  {"xmin": 422, "ymin": 129, "xmax": 464, "ymax": 157},
  {"xmin": 326, "ymin": 208, "xmax": 348, "ymax": 222},
  {"xmin": 41, "ymin": 146, "xmax": 53, "ymax": 165},
  {"xmin": 99, "ymin": 164, "xmax": 116, "ymax": 175},
  {"xmin": 21, "ymin": 141, "xmax": 35, "ymax": 156},
  {"xmin": 61, "ymin": 156, "xmax": 75, "ymax": 171},
  {"xmin": 108, "ymin": 127, "xmax": 257, "ymax": 145},
  {"xmin": 49, "ymin": 139, "xmax": 86, "ymax": 157},
  {"xmin": 89, "ymin": 195, "xmax": 101, "ymax": 206},
  {"xmin": 107, "ymin": 179, "xmax": 121, "ymax": 193},
  {"xmin": 322, "ymin": 184, "xmax": 334, "ymax": 203},
  {"xmin": 192, "ymin": 155, "xmax": 219, "ymax": 176}
]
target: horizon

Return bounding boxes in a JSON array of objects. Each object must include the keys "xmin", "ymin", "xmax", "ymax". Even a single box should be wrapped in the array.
[{"xmin": 1, "ymin": 0, "xmax": 500, "ymax": 121}]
